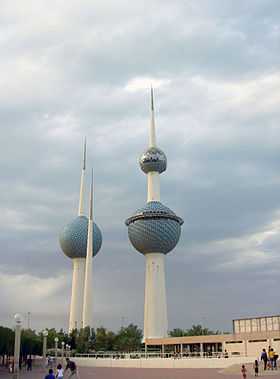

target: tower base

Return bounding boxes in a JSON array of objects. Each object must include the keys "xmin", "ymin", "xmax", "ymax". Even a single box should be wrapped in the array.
[
  {"xmin": 144, "ymin": 253, "xmax": 168, "ymax": 340},
  {"xmin": 69, "ymin": 258, "xmax": 85, "ymax": 331}
]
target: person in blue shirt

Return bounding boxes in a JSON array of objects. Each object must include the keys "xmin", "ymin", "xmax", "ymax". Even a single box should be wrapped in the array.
[{"xmin": 45, "ymin": 368, "xmax": 55, "ymax": 379}]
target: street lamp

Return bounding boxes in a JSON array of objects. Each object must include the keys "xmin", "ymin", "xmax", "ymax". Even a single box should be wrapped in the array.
[
  {"xmin": 54, "ymin": 337, "xmax": 59, "ymax": 360},
  {"xmin": 61, "ymin": 341, "xmax": 65, "ymax": 359},
  {"xmin": 66, "ymin": 344, "xmax": 71, "ymax": 358},
  {"xmin": 65, "ymin": 344, "xmax": 68, "ymax": 358},
  {"xmin": 13, "ymin": 313, "xmax": 22, "ymax": 379},
  {"xmin": 42, "ymin": 330, "xmax": 48, "ymax": 362}
]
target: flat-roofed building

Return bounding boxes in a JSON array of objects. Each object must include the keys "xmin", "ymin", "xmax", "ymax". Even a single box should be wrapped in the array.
[{"xmin": 145, "ymin": 315, "xmax": 280, "ymax": 358}]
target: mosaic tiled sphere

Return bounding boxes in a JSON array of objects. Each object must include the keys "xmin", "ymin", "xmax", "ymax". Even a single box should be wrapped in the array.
[
  {"xmin": 125, "ymin": 201, "xmax": 183, "ymax": 255},
  {"xmin": 139, "ymin": 147, "xmax": 167, "ymax": 174},
  {"xmin": 59, "ymin": 216, "xmax": 102, "ymax": 259}
]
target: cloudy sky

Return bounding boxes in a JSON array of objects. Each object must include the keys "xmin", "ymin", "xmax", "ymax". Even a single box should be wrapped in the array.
[{"xmin": 0, "ymin": 0, "xmax": 280, "ymax": 333}]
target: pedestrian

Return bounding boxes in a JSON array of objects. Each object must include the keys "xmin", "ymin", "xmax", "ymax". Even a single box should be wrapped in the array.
[
  {"xmin": 65, "ymin": 358, "xmax": 78, "ymax": 378},
  {"xmin": 269, "ymin": 347, "xmax": 274, "ymax": 370},
  {"xmin": 56, "ymin": 363, "xmax": 64, "ymax": 378},
  {"xmin": 26, "ymin": 356, "xmax": 32, "ymax": 371},
  {"xmin": 253, "ymin": 360, "xmax": 259, "ymax": 377},
  {"xmin": 261, "ymin": 348, "xmax": 268, "ymax": 370},
  {"xmin": 241, "ymin": 364, "xmax": 247, "ymax": 379},
  {"xmin": 45, "ymin": 368, "xmax": 55, "ymax": 379},
  {"xmin": 273, "ymin": 350, "xmax": 278, "ymax": 369}
]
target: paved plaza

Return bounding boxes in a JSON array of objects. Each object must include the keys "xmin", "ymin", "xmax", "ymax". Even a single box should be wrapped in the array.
[{"xmin": 1, "ymin": 365, "xmax": 280, "ymax": 379}]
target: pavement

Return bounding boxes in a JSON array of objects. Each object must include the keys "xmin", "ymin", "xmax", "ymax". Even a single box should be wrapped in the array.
[{"xmin": 0, "ymin": 363, "xmax": 279, "ymax": 379}]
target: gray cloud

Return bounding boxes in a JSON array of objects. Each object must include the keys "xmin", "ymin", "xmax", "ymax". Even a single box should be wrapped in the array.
[{"xmin": 0, "ymin": 0, "xmax": 279, "ymax": 333}]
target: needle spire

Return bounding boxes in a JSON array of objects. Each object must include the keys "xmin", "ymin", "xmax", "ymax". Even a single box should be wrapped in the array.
[{"xmin": 149, "ymin": 86, "xmax": 156, "ymax": 148}]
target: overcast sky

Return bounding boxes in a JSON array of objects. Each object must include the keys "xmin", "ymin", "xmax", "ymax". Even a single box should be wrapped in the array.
[{"xmin": 0, "ymin": 0, "xmax": 280, "ymax": 333}]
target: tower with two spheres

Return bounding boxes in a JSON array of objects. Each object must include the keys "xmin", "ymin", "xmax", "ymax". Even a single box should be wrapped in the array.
[
  {"xmin": 126, "ymin": 89, "xmax": 184, "ymax": 340},
  {"xmin": 59, "ymin": 141, "xmax": 102, "ymax": 331}
]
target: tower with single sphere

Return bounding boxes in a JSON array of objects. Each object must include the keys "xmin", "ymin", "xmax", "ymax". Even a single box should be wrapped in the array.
[
  {"xmin": 125, "ymin": 89, "xmax": 183, "ymax": 340},
  {"xmin": 59, "ymin": 140, "xmax": 102, "ymax": 331}
]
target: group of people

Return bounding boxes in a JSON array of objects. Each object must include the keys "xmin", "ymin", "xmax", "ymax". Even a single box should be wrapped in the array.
[
  {"xmin": 44, "ymin": 358, "xmax": 78, "ymax": 379},
  {"xmin": 260, "ymin": 347, "xmax": 278, "ymax": 370},
  {"xmin": 241, "ymin": 346, "xmax": 279, "ymax": 378},
  {"xmin": 8, "ymin": 355, "xmax": 33, "ymax": 373}
]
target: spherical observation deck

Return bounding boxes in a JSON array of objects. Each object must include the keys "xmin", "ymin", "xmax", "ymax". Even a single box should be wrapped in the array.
[
  {"xmin": 59, "ymin": 215, "xmax": 102, "ymax": 259},
  {"xmin": 125, "ymin": 201, "xmax": 183, "ymax": 255},
  {"xmin": 139, "ymin": 147, "xmax": 167, "ymax": 174}
]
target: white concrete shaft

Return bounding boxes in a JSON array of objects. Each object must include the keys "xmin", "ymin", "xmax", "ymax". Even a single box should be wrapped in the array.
[
  {"xmin": 147, "ymin": 172, "xmax": 160, "ymax": 202},
  {"xmin": 82, "ymin": 219, "xmax": 93, "ymax": 328},
  {"xmin": 13, "ymin": 324, "xmax": 21, "ymax": 378},
  {"xmin": 78, "ymin": 169, "xmax": 85, "ymax": 216},
  {"xmin": 144, "ymin": 253, "xmax": 168, "ymax": 339},
  {"xmin": 69, "ymin": 258, "xmax": 86, "ymax": 331}
]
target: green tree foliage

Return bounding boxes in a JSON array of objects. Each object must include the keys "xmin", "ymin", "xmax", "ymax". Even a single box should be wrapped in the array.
[
  {"xmin": 21, "ymin": 329, "xmax": 41, "ymax": 357},
  {"xmin": 95, "ymin": 327, "xmax": 115, "ymax": 351},
  {"xmin": 169, "ymin": 324, "xmax": 222, "ymax": 337},
  {"xmin": 114, "ymin": 324, "xmax": 143, "ymax": 352},
  {"xmin": 0, "ymin": 323, "xmax": 227, "ymax": 356},
  {"xmin": 0, "ymin": 326, "xmax": 14, "ymax": 359}
]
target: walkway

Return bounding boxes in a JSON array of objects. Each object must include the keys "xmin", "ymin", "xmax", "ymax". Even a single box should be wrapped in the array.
[{"xmin": 0, "ymin": 365, "xmax": 279, "ymax": 378}]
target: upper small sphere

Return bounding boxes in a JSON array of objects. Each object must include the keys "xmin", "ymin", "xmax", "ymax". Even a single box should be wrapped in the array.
[
  {"xmin": 14, "ymin": 313, "xmax": 23, "ymax": 325},
  {"xmin": 139, "ymin": 147, "xmax": 167, "ymax": 174},
  {"xmin": 125, "ymin": 201, "xmax": 183, "ymax": 255},
  {"xmin": 59, "ymin": 216, "xmax": 102, "ymax": 259}
]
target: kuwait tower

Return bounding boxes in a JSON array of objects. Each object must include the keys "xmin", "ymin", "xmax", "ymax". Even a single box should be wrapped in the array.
[
  {"xmin": 59, "ymin": 140, "xmax": 102, "ymax": 331},
  {"xmin": 125, "ymin": 89, "xmax": 184, "ymax": 340}
]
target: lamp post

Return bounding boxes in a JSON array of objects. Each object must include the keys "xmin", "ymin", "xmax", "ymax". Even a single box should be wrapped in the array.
[
  {"xmin": 67, "ymin": 344, "xmax": 71, "ymax": 358},
  {"xmin": 61, "ymin": 342, "xmax": 65, "ymax": 359},
  {"xmin": 42, "ymin": 330, "xmax": 48, "ymax": 363},
  {"xmin": 54, "ymin": 337, "xmax": 59, "ymax": 360},
  {"xmin": 13, "ymin": 313, "xmax": 22, "ymax": 379}
]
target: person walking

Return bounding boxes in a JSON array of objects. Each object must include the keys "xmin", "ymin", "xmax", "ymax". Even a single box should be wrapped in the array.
[
  {"xmin": 241, "ymin": 364, "xmax": 247, "ymax": 379},
  {"xmin": 261, "ymin": 348, "xmax": 268, "ymax": 370},
  {"xmin": 65, "ymin": 358, "xmax": 78, "ymax": 378},
  {"xmin": 273, "ymin": 350, "xmax": 278, "ymax": 369},
  {"xmin": 269, "ymin": 347, "xmax": 275, "ymax": 370},
  {"xmin": 56, "ymin": 363, "xmax": 64, "ymax": 378},
  {"xmin": 254, "ymin": 360, "xmax": 259, "ymax": 377},
  {"xmin": 45, "ymin": 368, "xmax": 55, "ymax": 379},
  {"xmin": 26, "ymin": 356, "xmax": 32, "ymax": 371}
]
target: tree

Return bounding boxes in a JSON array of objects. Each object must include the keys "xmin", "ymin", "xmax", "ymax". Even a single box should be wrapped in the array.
[
  {"xmin": 186, "ymin": 325, "xmax": 221, "ymax": 336},
  {"xmin": 169, "ymin": 328, "xmax": 186, "ymax": 337},
  {"xmin": 95, "ymin": 327, "xmax": 115, "ymax": 351},
  {"xmin": 114, "ymin": 324, "xmax": 142, "ymax": 352},
  {"xmin": 21, "ymin": 329, "xmax": 41, "ymax": 357},
  {"xmin": 169, "ymin": 325, "xmax": 222, "ymax": 337}
]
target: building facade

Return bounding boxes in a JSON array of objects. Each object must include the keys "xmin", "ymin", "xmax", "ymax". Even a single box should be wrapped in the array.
[{"xmin": 146, "ymin": 315, "xmax": 280, "ymax": 358}]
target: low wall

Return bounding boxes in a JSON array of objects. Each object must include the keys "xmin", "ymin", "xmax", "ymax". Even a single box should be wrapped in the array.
[{"xmin": 74, "ymin": 356, "xmax": 254, "ymax": 369}]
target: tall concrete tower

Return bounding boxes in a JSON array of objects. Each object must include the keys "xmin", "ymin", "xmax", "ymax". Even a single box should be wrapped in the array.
[
  {"xmin": 59, "ymin": 141, "xmax": 102, "ymax": 331},
  {"xmin": 82, "ymin": 169, "xmax": 94, "ymax": 328},
  {"xmin": 125, "ymin": 89, "xmax": 184, "ymax": 340}
]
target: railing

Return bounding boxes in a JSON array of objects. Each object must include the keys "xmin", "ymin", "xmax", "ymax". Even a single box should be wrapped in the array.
[{"xmin": 74, "ymin": 351, "xmax": 240, "ymax": 359}]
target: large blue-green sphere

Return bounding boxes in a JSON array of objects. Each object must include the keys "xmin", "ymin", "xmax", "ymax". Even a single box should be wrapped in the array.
[
  {"xmin": 59, "ymin": 216, "xmax": 102, "ymax": 259},
  {"xmin": 139, "ymin": 147, "xmax": 167, "ymax": 174},
  {"xmin": 125, "ymin": 201, "xmax": 183, "ymax": 255}
]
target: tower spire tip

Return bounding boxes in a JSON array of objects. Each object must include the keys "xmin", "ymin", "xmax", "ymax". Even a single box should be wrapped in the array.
[
  {"xmin": 150, "ymin": 86, "xmax": 154, "ymax": 111},
  {"xmin": 83, "ymin": 137, "xmax": 87, "ymax": 170}
]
